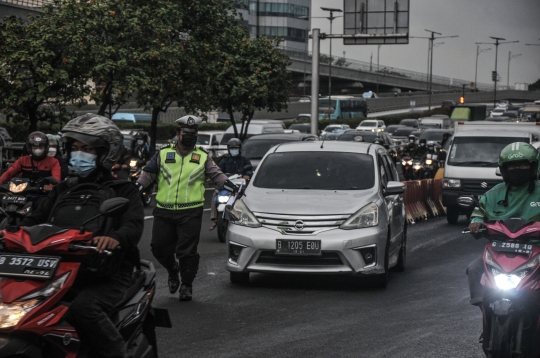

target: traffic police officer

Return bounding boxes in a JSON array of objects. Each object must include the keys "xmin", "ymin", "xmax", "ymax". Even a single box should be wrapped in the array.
[{"xmin": 137, "ymin": 115, "xmax": 237, "ymax": 301}]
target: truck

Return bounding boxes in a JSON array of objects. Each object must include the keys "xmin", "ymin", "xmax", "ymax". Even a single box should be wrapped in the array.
[
  {"xmin": 441, "ymin": 121, "xmax": 540, "ymax": 224},
  {"xmin": 449, "ymin": 104, "xmax": 487, "ymax": 122}
]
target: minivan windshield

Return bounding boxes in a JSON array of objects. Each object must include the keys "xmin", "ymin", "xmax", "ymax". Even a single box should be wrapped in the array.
[
  {"xmin": 254, "ymin": 152, "xmax": 375, "ymax": 190},
  {"xmin": 419, "ymin": 123, "xmax": 441, "ymax": 129},
  {"xmin": 448, "ymin": 136, "xmax": 529, "ymax": 167},
  {"xmin": 359, "ymin": 121, "xmax": 377, "ymax": 127}
]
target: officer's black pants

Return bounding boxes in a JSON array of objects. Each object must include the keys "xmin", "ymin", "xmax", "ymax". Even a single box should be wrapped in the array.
[
  {"xmin": 66, "ymin": 267, "xmax": 133, "ymax": 358},
  {"xmin": 151, "ymin": 206, "xmax": 203, "ymax": 285}
]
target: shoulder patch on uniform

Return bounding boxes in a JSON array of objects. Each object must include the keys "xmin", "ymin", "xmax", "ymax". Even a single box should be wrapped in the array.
[{"xmin": 198, "ymin": 146, "xmax": 209, "ymax": 154}]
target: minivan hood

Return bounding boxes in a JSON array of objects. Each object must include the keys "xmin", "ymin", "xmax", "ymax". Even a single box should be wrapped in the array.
[{"xmin": 243, "ymin": 186, "xmax": 378, "ymax": 215}]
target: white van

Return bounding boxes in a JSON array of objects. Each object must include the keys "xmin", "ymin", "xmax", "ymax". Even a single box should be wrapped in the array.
[
  {"xmin": 418, "ymin": 117, "xmax": 452, "ymax": 130},
  {"xmin": 441, "ymin": 122, "xmax": 540, "ymax": 224},
  {"xmin": 215, "ymin": 120, "xmax": 285, "ymax": 157}
]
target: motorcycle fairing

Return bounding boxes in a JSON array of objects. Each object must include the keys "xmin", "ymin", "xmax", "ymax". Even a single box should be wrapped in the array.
[{"xmin": 23, "ymin": 225, "xmax": 69, "ymax": 245}]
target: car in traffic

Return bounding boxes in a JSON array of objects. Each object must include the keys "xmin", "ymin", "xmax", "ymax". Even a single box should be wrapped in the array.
[
  {"xmin": 356, "ymin": 120, "xmax": 386, "ymax": 132},
  {"xmin": 216, "ymin": 120, "xmax": 285, "ymax": 157},
  {"xmin": 484, "ymin": 116, "xmax": 515, "ymax": 122},
  {"xmin": 321, "ymin": 124, "xmax": 350, "ymax": 136},
  {"xmin": 418, "ymin": 129, "xmax": 454, "ymax": 145},
  {"xmin": 298, "ymin": 96, "xmax": 311, "ymax": 103},
  {"xmin": 338, "ymin": 130, "xmax": 399, "ymax": 160},
  {"xmin": 225, "ymin": 141, "xmax": 406, "ymax": 288},
  {"xmin": 399, "ymin": 119, "xmax": 419, "ymax": 128},
  {"xmin": 489, "ymin": 108, "xmax": 505, "ymax": 117},
  {"xmin": 289, "ymin": 123, "xmax": 314, "ymax": 134},
  {"xmin": 241, "ymin": 133, "xmax": 318, "ymax": 170},
  {"xmin": 196, "ymin": 131, "xmax": 224, "ymax": 158},
  {"xmin": 385, "ymin": 124, "xmax": 406, "ymax": 136}
]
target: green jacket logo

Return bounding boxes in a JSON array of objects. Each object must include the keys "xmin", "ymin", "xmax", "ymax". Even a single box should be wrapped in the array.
[{"xmin": 530, "ymin": 202, "xmax": 540, "ymax": 207}]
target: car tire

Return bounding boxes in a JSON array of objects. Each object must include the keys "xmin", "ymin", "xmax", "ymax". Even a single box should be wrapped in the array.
[
  {"xmin": 393, "ymin": 225, "xmax": 407, "ymax": 273},
  {"xmin": 447, "ymin": 206, "xmax": 460, "ymax": 224},
  {"xmin": 230, "ymin": 272, "xmax": 250, "ymax": 285},
  {"xmin": 372, "ymin": 234, "xmax": 390, "ymax": 289}
]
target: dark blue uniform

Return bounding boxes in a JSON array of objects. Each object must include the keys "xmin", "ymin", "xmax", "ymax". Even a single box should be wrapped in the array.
[{"xmin": 218, "ymin": 155, "xmax": 253, "ymax": 177}]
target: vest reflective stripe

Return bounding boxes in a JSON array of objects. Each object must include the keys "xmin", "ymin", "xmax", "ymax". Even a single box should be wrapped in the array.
[{"xmin": 156, "ymin": 145, "xmax": 207, "ymax": 210}]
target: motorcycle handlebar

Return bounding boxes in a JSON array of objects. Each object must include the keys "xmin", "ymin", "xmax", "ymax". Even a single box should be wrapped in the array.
[{"xmin": 70, "ymin": 244, "xmax": 121, "ymax": 256}]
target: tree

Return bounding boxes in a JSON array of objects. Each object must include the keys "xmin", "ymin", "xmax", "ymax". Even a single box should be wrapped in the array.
[
  {"xmin": 212, "ymin": 34, "xmax": 292, "ymax": 141},
  {"xmin": 529, "ymin": 79, "xmax": 540, "ymax": 91},
  {"xmin": 0, "ymin": 4, "xmax": 91, "ymax": 133}
]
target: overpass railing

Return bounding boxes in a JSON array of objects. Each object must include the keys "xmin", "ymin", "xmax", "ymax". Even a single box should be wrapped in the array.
[
  {"xmin": 1, "ymin": 0, "xmax": 53, "ymax": 8},
  {"xmin": 282, "ymin": 46, "xmax": 493, "ymax": 92}
]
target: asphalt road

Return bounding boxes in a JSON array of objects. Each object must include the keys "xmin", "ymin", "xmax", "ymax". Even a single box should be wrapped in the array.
[{"xmin": 140, "ymin": 193, "xmax": 487, "ymax": 358}]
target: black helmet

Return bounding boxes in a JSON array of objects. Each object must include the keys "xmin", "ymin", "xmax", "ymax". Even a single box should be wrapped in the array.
[
  {"xmin": 61, "ymin": 113, "xmax": 124, "ymax": 171},
  {"xmin": 419, "ymin": 138, "xmax": 427, "ymax": 145},
  {"xmin": 134, "ymin": 131, "xmax": 148, "ymax": 142},
  {"xmin": 227, "ymin": 138, "xmax": 242, "ymax": 149},
  {"xmin": 26, "ymin": 131, "xmax": 49, "ymax": 160}
]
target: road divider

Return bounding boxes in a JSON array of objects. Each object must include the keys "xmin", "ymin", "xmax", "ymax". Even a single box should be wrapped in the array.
[{"xmin": 402, "ymin": 179, "xmax": 445, "ymax": 224}]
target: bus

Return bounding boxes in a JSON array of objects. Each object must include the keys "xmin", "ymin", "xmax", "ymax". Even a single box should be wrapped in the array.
[{"xmin": 318, "ymin": 96, "xmax": 369, "ymax": 120}]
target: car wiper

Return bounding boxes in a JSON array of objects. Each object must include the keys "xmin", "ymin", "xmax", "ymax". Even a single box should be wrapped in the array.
[{"xmin": 451, "ymin": 161, "xmax": 497, "ymax": 167}]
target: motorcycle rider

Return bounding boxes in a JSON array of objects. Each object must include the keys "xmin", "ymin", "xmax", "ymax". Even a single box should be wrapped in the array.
[
  {"xmin": 441, "ymin": 132, "xmax": 450, "ymax": 148},
  {"xmin": 136, "ymin": 115, "xmax": 235, "ymax": 301},
  {"xmin": 402, "ymin": 134, "xmax": 416, "ymax": 155},
  {"xmin": 0, "ymin": 131, "xmax": 61, "ymax": 185},
  {"xmin": 209, "ymin": 138, "xmax": 252, "ymax": 230},
  {"xmin": 47, "ymin": 133, "xmax": 69, "ymax": 180},
  {"xmin": 132, "ymin": 131, "xmax": 151, "ymax": 162},
  {"xmin": 19, "ymin": 114, "xmax": 144, "ymax": 358},
  {"xmin": 467, "ymin": 142, "xmax": 540, "ymax": 307},
  {"xmin": 413, "ymin": 138, "xmax": 428, "ymax": 158}
]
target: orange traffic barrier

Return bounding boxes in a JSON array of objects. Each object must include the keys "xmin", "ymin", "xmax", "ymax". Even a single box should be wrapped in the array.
[{"xmin": 402, "ymin": 178, "xmax": 445, "ymax": 223}]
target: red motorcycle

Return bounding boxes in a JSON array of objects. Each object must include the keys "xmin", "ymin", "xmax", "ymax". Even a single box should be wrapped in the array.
[
  {"xmin": 0, "ymin": 198, "xmax": 170, "ymax": 358},
  {"xmin": 464, "ymin": 217, "xmax": 540, "ymax": 358}
]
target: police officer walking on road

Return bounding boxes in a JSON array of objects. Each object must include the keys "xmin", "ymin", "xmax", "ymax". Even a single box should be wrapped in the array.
[{"xmin": 136, "ymin": 115, "xmax": 237, "ymax": 301}]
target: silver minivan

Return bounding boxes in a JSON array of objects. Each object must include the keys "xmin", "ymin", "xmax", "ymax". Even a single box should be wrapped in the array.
[{"xmin": 225, "ymin": 142, "xmax": 406, "ymax": 288}]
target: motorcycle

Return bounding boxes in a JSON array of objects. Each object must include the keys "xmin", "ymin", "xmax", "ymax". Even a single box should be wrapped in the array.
[
  {"xmin": 421, "ymin": 153, "xmax": 438, "ymax": 179},
  {"xmin": 401, "ymin": 153, "xmax": 413, "ymax": 181},
  {"xmin": 0, "ymin": 197, "xmax": 171, "ymax": 357},
  {"xmin": 412, "ymin": 157, "xmax": 423, "ymax": 179},
  {"xmin": 215, "ymin": 173, "xmax": 247, "ymax": 243},
  {"xmin": 129, "ymin": 158, "xmax": 152, "ymax": 207},
  {"xmin": 0, "ymin": 176, "xmax": 59, "ymax": 230}
]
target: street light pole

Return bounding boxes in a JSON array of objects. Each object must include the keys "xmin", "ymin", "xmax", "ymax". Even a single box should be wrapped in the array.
[
  {"xmin": 377, "ymin": 44, "xmax": 381, "ymax": 94},
  {"xmin": 475, "ymin": 46, "xmax": 491, "ymax": 92},
  {"xmin": 507, "ymin": 51, "xmax": 521, "ymax": 89},
  {"xmin": 321, "ymin": 7, "xmax": 342, "ymax": 118},
  {"xmin": 311, "ymin": 29, "xmax": 321, "ymax": 135},
  {"xmin": 476, "ymin": 37, "xmax": 519, "ymax": 108}
]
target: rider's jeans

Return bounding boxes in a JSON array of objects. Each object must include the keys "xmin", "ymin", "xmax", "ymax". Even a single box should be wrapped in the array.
[
  {"xmin": 67, "ymin": 267, "xmax": 133, "ymax": 358},
  {"xmin": 466, "ymin": 257, "xmax": 484, "ymax": 306}
]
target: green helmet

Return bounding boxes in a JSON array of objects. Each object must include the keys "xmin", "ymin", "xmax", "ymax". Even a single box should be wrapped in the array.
[{"xmin": 498, "ymin": 142, "xmax": 539, "ymax": 184}]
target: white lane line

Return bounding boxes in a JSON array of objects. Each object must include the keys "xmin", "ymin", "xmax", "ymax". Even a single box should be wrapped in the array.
[{"xmin": 144, "ymin": 208, "xmax": 211, "ymax": 220}]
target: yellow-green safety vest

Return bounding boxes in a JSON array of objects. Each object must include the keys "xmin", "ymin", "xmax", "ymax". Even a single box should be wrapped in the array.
[{"xmin": 156, "ymin": 145, "xmax": 207, "ymax": 210}]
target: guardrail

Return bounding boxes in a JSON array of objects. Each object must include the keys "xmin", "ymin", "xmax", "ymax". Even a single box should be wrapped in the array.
[
  {"xmin": 1, "ymin": 0, "xmax": 52, "ymax": 8},
  {"xmin": 402, "ymin": 179, "xmax": 445, "ymax": 224}
]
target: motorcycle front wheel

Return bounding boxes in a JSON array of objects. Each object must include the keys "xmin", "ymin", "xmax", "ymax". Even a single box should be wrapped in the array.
[
  {"xmin": 217, "ymin": 215, "xmax": 228, "ymax": 243},
  {"xmin": 488, "ymin": 315, "xmax": 513, "ymax": 358}
]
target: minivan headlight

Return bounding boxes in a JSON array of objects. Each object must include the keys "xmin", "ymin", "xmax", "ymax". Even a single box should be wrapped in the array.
[
  {"xmin": 442, "ymin": 179, "xmax": 461, "ymax": 188},
  {"xmin": 340, "ymin": 203, "xmax": 378, "ymax": 229},
  {"xmin": 231, "ymin": 199, "xmax": 261, "ymax": 228}
]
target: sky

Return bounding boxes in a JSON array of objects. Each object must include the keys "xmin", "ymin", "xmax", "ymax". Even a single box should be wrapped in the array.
[{"xmin": 309, "ymin": 0, "xmax": 540, "ymax": 88}]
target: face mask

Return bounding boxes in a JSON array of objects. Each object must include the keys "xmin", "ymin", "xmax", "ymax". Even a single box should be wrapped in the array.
[
  {"xmin": 32, "ymin": 148, "xmax": 44, "ymax": 157},
  {"xmin": 420, "ymin": 143, "xmax": 425, "ymax": 147},
  {"xmin": 428, "ymin": 146, "xmax": 434, "ymax": 151},
  {"xmin": 409, "ymin": 139, "xmax": 414, "ymax": 143},
  {"xmin": 507, "ymin": 168, "xmax": 530, "ymax": 187},
  {"xmin": 137, "ymin": 140, "xmax": 144, "ymax": 145},
  {"xmin": 229, "ymin": 148, "xmax": 240, "ymax": 157},
  {"xmin": 180, "ymin": 133, "xmax": 197, "ymax": 148},
  {"xmin": 70, "ymin": 151, "xmax": 97, "ymax": 178},
  {"xmin": 48, "ymin": 148, "xmax": 57, "ymax": 157}
]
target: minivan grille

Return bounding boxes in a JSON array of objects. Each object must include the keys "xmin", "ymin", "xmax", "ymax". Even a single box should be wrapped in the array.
[
  {"xmin": 253, "ymin": 212, "xmax": 349, "ymax": 235},
  {"xmin": 461, "ymin": 179, "xmax": 502, "ymax": 194},
  {"xmin": 256, "ymin": 251, "xmax": 343, "ymax": 266}
]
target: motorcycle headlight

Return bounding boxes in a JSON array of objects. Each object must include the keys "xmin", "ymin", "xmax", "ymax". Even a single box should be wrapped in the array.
[
  {"xmin": 407, "ymin": 160, "xmax": 413, "ymax": 165},
  {"xmin": 218, "ymin": 195, "xmax": 230, "ymax": 203},
  {"xmin": 413, "ymin": 164, "xmax": 422, "ymax": 170},
  {"xmin": 425, "ymin": 159, "xmax": 433, "ymax": 165},
  {"xmin": 9, "ymin": 182, "xmax": 27, "ymax": 193},
  {"xmin": 492, "ymin": 268, "xmax": 525, "ymax": 290},
  {"xmin": 340, "ymin": 203, "xmax": 378, "ymax": 230},
  {"xmin": 231, "ymin": 199, "xmax": 261, "ymax": 228},
  {"xmin": 129, "ymin": 160, "xmax": 138, "ymax": 168},
  {"xmin": 0, "ymin": 299, "xmax": 40, "ymax": 330},
  {"xmin": 401, "ymin": 160, "xmax": 407, "ymax": 166}
]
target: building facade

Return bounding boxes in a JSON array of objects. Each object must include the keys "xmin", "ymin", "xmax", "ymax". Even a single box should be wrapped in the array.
[{"xmin": 235, "ymin": 0, "xmax": 311, "ymax": 54}]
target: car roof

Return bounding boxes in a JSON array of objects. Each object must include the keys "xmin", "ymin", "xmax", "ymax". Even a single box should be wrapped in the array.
[
  {"xmin": 244, "ymin": 133, "xmax": 317, "ymax": 141},
  {"xmin": 455, "ymin": 131, "xmax": 532, "ymax": 138},
  {"xmin": 420, "ymin": 129, "xmax": 453, "ymax": 134},
  {"xmin": 197, "ymin": 130, "xmax": 225, "ymax": 134},
  {"xmin": 270, "ymin": 141, "xmax": 376, "ymax": 154},
  {"xmin": 387, "ymin": 124, "xmax": 406, "ymax": 128}
]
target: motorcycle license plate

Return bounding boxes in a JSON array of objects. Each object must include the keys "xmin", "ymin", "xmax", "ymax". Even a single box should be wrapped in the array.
[
  {"xmin": 0, "ymin": 254, "xmax": 60, "ymax": 280},
  {"xmin": 491, "ymin": 242, "xmax": 533, "ymax": 255},
  {"xmin": 3, "ymin": 196, "xmax": 26, "ymax": 204},
  {"xmin": 275, "ymin": 239, "xmax": 321, "ymax": 256}
]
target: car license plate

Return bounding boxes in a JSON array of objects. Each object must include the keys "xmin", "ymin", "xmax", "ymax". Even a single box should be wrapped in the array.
[
  {"xmin": 0, "ymin": 254, "xmax": 60, "ymax": 280},
  {"xmin": 491, "ymin": 242, "xmax": 533, "ymax": 255},
  {"xmin": 3, "ymin": 196, "xmax": 26, "ymax": 204},
  {"xmin": 275, "ymin": 239, "xmax": 321, "ymax": 256}
]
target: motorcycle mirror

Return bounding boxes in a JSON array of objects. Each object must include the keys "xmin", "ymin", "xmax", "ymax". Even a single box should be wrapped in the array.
[
  {"xmin": 100, "ymin": 198, "xmax": 130, "ymax": 217},
  {"xmin": 42, "ymin": 176, "xmax": 60, "ymax": 185}
]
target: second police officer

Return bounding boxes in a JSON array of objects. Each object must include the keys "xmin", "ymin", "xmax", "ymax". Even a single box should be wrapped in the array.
[{"xmin": 136, "ymin": 115, "xmax": 238, "ymax": 301}]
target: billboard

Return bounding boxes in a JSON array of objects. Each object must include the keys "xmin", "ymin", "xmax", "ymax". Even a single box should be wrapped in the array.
[{"xmin": 343, "ymin": 0, "xmax": 410, "ymax": 45}]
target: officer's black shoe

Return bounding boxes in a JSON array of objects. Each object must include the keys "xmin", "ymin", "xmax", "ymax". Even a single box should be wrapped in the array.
[
  {"xmin": 179, "ymin": 284, "xmax": 192, "ymax": 301},
  {"xmin": 168, "ymin": 263, "xmax": 180, "ymax": 294}
]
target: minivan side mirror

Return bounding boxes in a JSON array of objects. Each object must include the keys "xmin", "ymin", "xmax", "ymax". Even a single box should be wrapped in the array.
[{"xmin": 384, "ymin": 181, "xmax": 406, "ymax": 196}]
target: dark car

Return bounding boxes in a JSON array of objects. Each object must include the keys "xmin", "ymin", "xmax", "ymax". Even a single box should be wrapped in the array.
[
  {"xmin": 501, "ymin": 111, "xmax": 519, "ymax": 119},
  {"xmin": 441, "ymin": 100, "xmax": 456, "ymax": 108},
  {"xmin": 392, "ymin": 127, "xmax": 416, "ymax": 139},
  {"xmin": 385, "ymin": 124, "xmax": 406, "ymax": 135},
  {"xmin": 484, "ymin": 116, "xmax": 515, "ymax": 122},
  {"xmin": 399, "ymin": 119, "xmax": 419, "ymax": 128},
  {"xmin": 289, "ymin": 123, "xmax": 313, "ymax": 134},
  {"xmin": 418, "ymin": 129, "xmax": 454, "ymax": 145},
  {"xmin": 338, "ymin": 130, "xmax": 398, "ymax": 159},
  {"xmin": 242, "ymin": 133, "xmax": 318, "ymax": 170}
]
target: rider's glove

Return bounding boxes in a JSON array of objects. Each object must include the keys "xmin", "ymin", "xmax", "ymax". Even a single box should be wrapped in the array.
[{"xmin": 223, "ymin": 180, "xmax": 239, "ymax": 194}]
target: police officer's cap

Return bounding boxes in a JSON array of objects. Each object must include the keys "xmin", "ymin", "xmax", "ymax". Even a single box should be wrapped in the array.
[{"xmin": 175, "ymin": 115, "xmax": 202, "ymax": 133}]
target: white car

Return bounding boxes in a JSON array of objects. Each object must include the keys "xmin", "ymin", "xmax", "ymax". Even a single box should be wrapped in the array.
[
  {"xmin": 321, "ymin": 124, "xmax": 350, "ymax": 136},
  {"xmin": 490, "ymin": 108, "xmax": 506, "ymax": 117},
  {"xmin": 356, "ymin": 120, "xmax": 386, "ymax": 132}
]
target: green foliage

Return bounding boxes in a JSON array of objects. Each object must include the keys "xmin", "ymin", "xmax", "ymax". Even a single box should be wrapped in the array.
[{"xmin": 529, "ymin": 79, "xmax": 540, "ymax": 91}]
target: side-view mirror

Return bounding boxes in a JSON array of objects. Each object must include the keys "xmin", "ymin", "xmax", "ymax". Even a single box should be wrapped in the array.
[
  {"xmin": 100, "ymin": 198, "xmax": 130, "ymax": 217},
  {"xmin": 384, "ymin": 181, "xmax": 406, "ymax": 196},
  {"xmin": 495, "ymin": 167, "xmax": 501, "ymax": 177}
]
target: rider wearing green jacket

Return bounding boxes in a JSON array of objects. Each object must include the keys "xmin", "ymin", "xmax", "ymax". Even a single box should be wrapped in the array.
[{"xmin": 467, "ymin": 142, "xmax": 540, "ymax": 306}]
